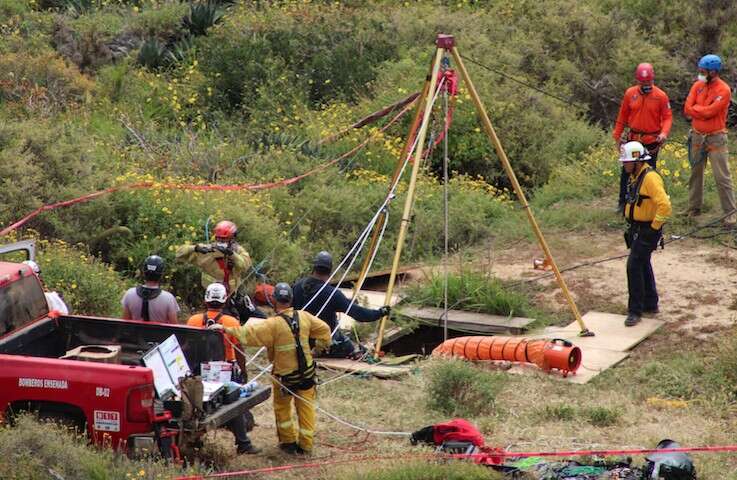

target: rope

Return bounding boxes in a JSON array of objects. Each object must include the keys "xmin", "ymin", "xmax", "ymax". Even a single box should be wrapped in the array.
[
  {"xmin": 0, "ymin": 99, "xmax": 415, "ymax": 238},
  {"xmin": 510, "ymin": 208, "xmax": 737, "ymax": 287},
  {"xmin": 172, "ymin": 445, "xmax": 737, "ymax": 479},
  {"xmin": 442, "ymin": 74, "xmax": 450, "ymax": 343}
]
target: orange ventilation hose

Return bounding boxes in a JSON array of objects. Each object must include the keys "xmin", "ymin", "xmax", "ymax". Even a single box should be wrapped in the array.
[{"xmin": 432, "ymin": 336, "xmax": 582, "ymax": 377}]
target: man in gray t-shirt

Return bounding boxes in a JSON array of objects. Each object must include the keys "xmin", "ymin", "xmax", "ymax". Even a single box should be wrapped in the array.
[{"xmin": 121, "ymin": 255, "xmax": 180, "ymax": 324}]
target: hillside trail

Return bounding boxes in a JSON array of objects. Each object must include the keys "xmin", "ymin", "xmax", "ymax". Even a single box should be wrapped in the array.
[{"xmin": 483, "ymin": 232, "xmax": 737, "ymax": 336}]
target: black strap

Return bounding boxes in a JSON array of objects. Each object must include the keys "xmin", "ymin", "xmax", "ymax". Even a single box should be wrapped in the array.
[
  {"xmin": 626, "ymin": 167, "xmax": 652, "ymax": 223},
  {"xmin": 279, "ymin": 310, "xmax": 311, "ymax": 381},
  {"xmin": 136, "ymin": 285, "xmax": 162, "ymax": 322},
  {"xmin": 200, "ymin": 312, "xmax": 224, "ymax": 327}
]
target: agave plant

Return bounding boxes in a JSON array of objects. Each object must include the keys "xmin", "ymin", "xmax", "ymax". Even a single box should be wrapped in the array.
[
  {"xmin": 182, "ymin": 1, "xmax": 225, "ymax": 37},
  {"xmin": 137, "ymin": 38, "xmax": 169, "ymax": 71}
]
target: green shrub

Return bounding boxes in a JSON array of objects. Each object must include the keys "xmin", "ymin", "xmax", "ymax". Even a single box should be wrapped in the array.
[
  {"xmin": 425, "ymin": 359, "xmax": 506, "ymax": 417},
  {"xmin": 407, "ymin": 269, "xmax": 530, "ymax": 317},
  {"xmin": 36, "ymin": 239, "xmax": 130, "ymax": 317},
  {"xmin": 582, "ymin": 406, "xmax": 621, "ymax": 427},
  {"xmin": 536, "ymin": 404, "xmax": 577, "ymax": 422}
]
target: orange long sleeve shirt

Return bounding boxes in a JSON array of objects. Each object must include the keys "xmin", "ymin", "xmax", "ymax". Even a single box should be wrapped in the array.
[
  {"xmin": 684, "ymin": 77, "xmax": 731, "ymax": 134},
  {"xmin": 613, "ymin": 85, "xmax": 673, "ymax": 144}
]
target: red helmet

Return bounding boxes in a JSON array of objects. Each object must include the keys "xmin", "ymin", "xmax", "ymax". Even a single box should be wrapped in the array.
[
  {"xmin": 635, "ymin": 63, "xmax": 654, "ymax": 83},
  {"xmin": 213, "ymin": 220, "xmax": 237, "ymax": 239}
]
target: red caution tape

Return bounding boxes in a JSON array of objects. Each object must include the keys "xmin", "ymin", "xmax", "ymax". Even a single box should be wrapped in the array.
[
  {"xmin": 0, "ymin": 102, "xmax": 413, "ymax": 238},
  {"xmin": 171, "ymin": 444, "xmax": 737, "ymax": 479}
]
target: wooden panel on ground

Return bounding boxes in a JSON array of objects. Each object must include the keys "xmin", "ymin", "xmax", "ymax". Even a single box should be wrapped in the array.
[
  {"xmin": 317, "ymin": 358, "xmax": 413, "ymax": 379},
  {"xmin": 540, "ymin": 311, "xmax": 664, "ymax": 353},
  {"xmin": 398, "ymin": 306, "xmax": 534, "ymax": 334},
  {"xmin": 508, "ymin": 311, "xmax": 663, "ymax": 384}
]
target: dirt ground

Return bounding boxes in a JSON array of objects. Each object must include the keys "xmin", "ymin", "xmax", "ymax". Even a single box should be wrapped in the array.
[{"xmin": 488, "ymin": 233, "xmax": 737, "ymax": 334}]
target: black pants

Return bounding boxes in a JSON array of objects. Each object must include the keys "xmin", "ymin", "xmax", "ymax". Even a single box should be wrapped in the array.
[
  {"xmin": 626, "ymin": 224, "xmax": 660, "ymax": 315},
  {"xmin": 618, "ymin": 143, "xmax": 659, "ymax": 207},
  {"xmin": 321, "ymin": 330, "xmax": 360, "ymax": 358},
  {"xmin": 227, "ymin": 413, "xmax": 254, "ymax": 451}
]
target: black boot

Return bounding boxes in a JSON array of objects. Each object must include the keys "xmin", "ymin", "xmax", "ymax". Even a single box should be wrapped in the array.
[
  {"xmin": 279, "ymin": 442, "xmax": 298, "ymax": 454},
  {"xmin": 624, "ymin": 313, "xmax": 641, "ymax": 327}
]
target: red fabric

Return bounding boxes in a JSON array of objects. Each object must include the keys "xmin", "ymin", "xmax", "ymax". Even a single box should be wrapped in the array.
[
  {"xmin": 431, "ymin": 419, "xmax": 485, "ymax": 447},
  {"xmin": 613, "ymin": 85, "xmax": 673, "ymax": 143},
  {"xmin": 684, "ymin": 77, "xmax": 732, "ymax": 134}
]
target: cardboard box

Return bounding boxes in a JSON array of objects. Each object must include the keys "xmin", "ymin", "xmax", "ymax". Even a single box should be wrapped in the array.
[{"xmin": 200, "ymin": 361, "xmax": 233, "ymax": 383}]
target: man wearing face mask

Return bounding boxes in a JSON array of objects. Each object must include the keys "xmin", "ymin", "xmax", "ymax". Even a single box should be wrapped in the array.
[
  {"xmin": 684, "ymin": 54, "xmax": 737, "ymax": 227},
  {"xmin": 613, "ymin": 63, "xmax": 673, "ymax": 213},
  {"xmin": 176, "ymin": 220, "xmax": 267, "ymax": 322}
]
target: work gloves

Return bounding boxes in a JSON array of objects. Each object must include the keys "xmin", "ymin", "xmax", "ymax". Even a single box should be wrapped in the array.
[
  {"xmin": 378, "ymin": 305, "xmax": 391, "ymax": 317},
  {"xmin": 194, "ymin": 244, "xmax": 214, "ymax": 254},
  {"xmin": 194, "ymin": 243, "xmax": 233, "ymax": 256}
]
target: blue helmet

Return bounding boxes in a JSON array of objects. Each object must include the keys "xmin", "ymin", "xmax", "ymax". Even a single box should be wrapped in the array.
[{"xmin": 698, "ymin": 54, "xmax": 722, "ymax": 72}]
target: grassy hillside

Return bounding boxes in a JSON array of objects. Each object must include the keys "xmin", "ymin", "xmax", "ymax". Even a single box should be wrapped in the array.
[{"xmin": 2, "ymin": 1, "xmax": 737, "ymax": 478}]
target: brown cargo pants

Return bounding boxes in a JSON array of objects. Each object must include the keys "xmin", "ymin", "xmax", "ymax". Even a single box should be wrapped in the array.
[{"xmin": 688, "ymin": 131, "xmax": 737, "ymax": 221}]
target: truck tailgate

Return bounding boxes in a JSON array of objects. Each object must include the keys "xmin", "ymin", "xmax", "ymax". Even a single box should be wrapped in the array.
[{"xmin": 199, "ymin": 386, "xmax": 271, "ymax": 432}]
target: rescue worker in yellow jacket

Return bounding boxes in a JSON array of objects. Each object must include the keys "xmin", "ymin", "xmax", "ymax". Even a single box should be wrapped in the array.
[
  {"xmin": 176, "ymin": 220, "xmax": 252, "ymax": 294},
  {"xmin": 620, "ymin": 141, "xmax": 672, "ymax": 327},
  {"xmin": 225, "ymin": 282, "xmax": 331, "ymax": 455},
  {"xmin": 177, "ymin": 220, "xmax": 267, "ymax": 322}
]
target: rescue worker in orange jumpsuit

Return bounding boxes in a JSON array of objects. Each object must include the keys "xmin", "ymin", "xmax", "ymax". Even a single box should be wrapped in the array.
[
  {"xmin": 190, "ymin": 283, "xmax": 260, "ymax": 454},
  {"xmin": 621, "ymin": 142, "xmax": 672, "ymax": 327},
  {"xmin": 684, "ymin": 54, "xmax": 737, "ymax": 227},
  {"xmin": 223, "ymin": 283, "xmax": 331, "ymax": 455},
  {"xmin": 613, "ymin": 63, "xmax": 672, "ymax": 213}
]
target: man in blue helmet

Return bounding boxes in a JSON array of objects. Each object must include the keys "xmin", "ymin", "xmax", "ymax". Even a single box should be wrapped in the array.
[
  {"xmin": 684, "ymin": 54, "xmax": 737, "ymax": 227},
  {"xmin": 292, "ymin": 251, "xmax": 391, "ymax": 359}
]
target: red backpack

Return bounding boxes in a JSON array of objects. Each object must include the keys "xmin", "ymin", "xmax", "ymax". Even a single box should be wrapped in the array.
[{"xmin": 410, "ymin": 418, "xmax": 485, "ymax": 447}]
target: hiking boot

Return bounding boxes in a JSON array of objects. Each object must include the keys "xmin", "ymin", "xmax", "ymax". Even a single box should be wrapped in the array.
[
  {"xmin": 237, "ymin": 444, "xmax": 261, "ymax": 455},
  {"xmin": 683, "ymin": 209, "xmax": 701, "ymax": 219},
  {"xmin": 295, "ymin": 445, "xmax": 311, "ymax": 455},
  {"xmin": 279, "ymin": 442, "xmax": 299, "ymax": 454},
  {"xmin": 624, "ymin": 313, "xmax": 641, "ymax": 327}
]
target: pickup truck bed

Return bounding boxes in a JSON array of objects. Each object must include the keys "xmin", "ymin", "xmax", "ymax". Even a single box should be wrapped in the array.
[{"xmin": 0, "ymin": 313, "xmax": 270, "ymax": 455}]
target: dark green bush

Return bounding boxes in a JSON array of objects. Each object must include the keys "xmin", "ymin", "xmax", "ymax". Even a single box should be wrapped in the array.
[{"xmin": 425, "ymin": 359, "xmax": 506, "ymax": 417}]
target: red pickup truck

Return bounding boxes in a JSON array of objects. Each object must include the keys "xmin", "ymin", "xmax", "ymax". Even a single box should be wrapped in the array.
[{"xmin": 0, "ymin": 242, "xmax": 270, "ymax": 458}]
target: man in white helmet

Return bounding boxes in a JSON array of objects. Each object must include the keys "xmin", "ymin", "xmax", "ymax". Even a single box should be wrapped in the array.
[
  {"xmin": 620, "ymin": 141, "xmax": 672, "ymax": 327},
  {"xmin": 23, "ymin": 260, "xmax": 69, "ymax": 315},
  {"xmin": 187, "ymin": 283, "xmax": 260, "ymax": 455}
]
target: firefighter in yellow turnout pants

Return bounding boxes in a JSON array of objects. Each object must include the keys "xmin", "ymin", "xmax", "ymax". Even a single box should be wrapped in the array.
[
  {"xmin": 621, "ymin": 141, "xmax": 672, "ymax": 327},
  {"xmin": 226, "ymin": 282, "xmax": 331, "ymax": 454}
]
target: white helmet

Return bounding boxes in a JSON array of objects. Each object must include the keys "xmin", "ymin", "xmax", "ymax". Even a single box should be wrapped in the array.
[
  {"xmin": 22, "ymin": 260, "xmax": 40, "ymax": 274},
  {"xmin": 620, "ymin": 141, "xmax": 651, "ymax": 163},
  {"xmin": 204, "ymin": 283, "xmax": 228, "ymax": 304}
]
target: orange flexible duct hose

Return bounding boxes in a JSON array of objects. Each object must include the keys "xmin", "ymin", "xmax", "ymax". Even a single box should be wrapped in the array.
[{"xmin": 432, "ymin": 336, "xmax": 581, "ymax": 377}]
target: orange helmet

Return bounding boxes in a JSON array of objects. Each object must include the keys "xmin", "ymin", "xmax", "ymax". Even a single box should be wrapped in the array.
[{"xmin": 213, "ymin": 220, "xmax": 237, "ymax": 240}]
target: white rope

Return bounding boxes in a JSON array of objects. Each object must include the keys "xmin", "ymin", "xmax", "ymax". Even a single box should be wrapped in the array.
[{"xmin": 226, "ymin": 336, "xmax": 410, "ymax": 436}]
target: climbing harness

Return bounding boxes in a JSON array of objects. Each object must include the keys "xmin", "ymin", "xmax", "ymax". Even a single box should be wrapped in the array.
[
  {"xmin": 277, "ymin": 310, "xmax": 317, "ymax": 393},
  {"xmin": 135, "ymin": 285, "xmax": 162, "ymax": 322}
]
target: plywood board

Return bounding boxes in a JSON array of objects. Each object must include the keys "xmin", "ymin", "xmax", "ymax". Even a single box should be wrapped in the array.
[
  {"xmin": 508, "ymin": 346, "xmax": 629, "ymax": 384},
  {"xmin": 338, "ymin": 289, "xmax": 401, "ymax": 308},
  {"xmin": 540, "ymin": 311, "xmax": 664, "ymax": 352},
  {"xmin": 399, "ymin": 306, "xmax": 534, "ymax": 334},
  {"xmin": 317, "ymin": 358, "xmax": 412, "ymax": 379}
]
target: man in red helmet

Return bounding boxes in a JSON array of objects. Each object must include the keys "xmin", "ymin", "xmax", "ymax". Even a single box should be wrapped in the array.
[
  {"xmin": 176, "ymin": 220, "xmax": 252, "ymax": 296},
  {"xmin": 177, "ymin": 220, "xmax": 266, "ymax": 322},
  {"xmin": 613, "ymin": 63, "xmax": 673, "ymax": 212}
]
